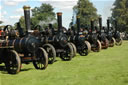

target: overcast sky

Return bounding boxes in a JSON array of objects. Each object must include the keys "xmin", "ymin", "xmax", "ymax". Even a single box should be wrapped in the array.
[{"xmin": 0, "ymin": 0, "xmax": 115, "ymax": 28}]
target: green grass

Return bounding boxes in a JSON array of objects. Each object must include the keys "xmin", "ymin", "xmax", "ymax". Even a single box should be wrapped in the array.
[{"xmin": 0, "ymin": 41, "xmax": 128, "ymax": 85}]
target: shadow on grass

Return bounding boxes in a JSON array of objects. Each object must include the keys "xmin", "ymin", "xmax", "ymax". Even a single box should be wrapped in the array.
[
  {"xmin": 0, "ymin": 65, "xmax": 8, "ymax": 74},
  {"xmin": 20, "ymin": 68, "xmax": 33, "ymax": 72},
  {"xmin": 0, "ymin": 65, "xmax": 6, "ymax": 71},
  {"xmin": 0, "ymin": 65, "xmax": 34, "ymax": 74}
]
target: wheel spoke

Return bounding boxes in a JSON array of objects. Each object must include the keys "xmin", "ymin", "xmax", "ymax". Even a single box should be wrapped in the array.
[
  {"xmin": 5, "ymin": 50, "xmax": 21, "ymax": 74},
  {"xmin": 33, "ymin": 47, "xmax": 48, "ymax": 69}
]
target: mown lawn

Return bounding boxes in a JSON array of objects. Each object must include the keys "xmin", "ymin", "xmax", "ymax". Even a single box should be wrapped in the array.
[{"xmin": 0, "ymin": 41, "xmax": 128, "ymax": 85}]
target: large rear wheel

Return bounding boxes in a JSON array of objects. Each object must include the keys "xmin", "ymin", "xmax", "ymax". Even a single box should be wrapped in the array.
[
  {"xmin": 115, "ymin": 37, "xmax": 122, "ymax": 46},
  {"xmin": 43, "ymin": 44, "xmax": 56, "ymax": 64},
  {"xmin": 60, "ymin": 43, "xmax": 73, "ymax": 61},
  {"xmin": 5, "ymin": 50, "xmax": 21, "ymax": 74},
  {"xmin": 69, "ymin": 42, "xmax": 77, "ymax": 57},
  {"xmin": 92, "ymin": 40, "xmax": 102, "ymax": 52},
  {"xmin": 109, "ymin": 37, "xmax": 116, "ymax": 47},
  {"xmin": 78, "ymin": 41, "xmax": 91, "ymax": 56},
  {"xmin": 101, "ymin": 38, "xmax": 109, "ymax": 49},
  {"xmin": 33, "ymin": 47, "xmax": 48, "ymax": 70},
  {"xmin": 85, "ymin": 41, "xmax": 91, "ymax": 53}
]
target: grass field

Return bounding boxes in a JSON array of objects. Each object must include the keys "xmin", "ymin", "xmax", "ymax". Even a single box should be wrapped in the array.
[{"xmin": 0, "ymin": 41, "xmax": 128, "ymax": 85}]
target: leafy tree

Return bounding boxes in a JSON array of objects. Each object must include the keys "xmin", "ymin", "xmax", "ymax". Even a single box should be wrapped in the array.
[
  {"xmin": 13, "ymin": 16, "xmax": 26, "ymax": 32},
  {"xmin": 0, "ymin": 21, "xmax": 4, "ymax": 29},
  {"xmin": 16, "ymin": 3, "xmax": 57, "ymax": 31},
  {"xmin": 31, "ymin": 3, "xmax": 57, "ymax": 30},
  {"xmin": 71, "ymin": 0, "xmax": 99, "ymax": 28},
  {"xmin": 0, "ymin": 21, "xmax": 3, "ymax": 24},
  {"xmin": 19, "ymin": 16, "xmax": 26, "ymax": 31},
  {"xmin": 111, "ymin": 0, "xmax": 128, "ymax": 32}
]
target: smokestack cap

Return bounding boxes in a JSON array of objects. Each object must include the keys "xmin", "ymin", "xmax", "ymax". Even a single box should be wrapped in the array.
[
  {"xmin": 99, "ymin": 17, "xmax": 102, "ymax": 19},
  {"xmin": 23, "ymin": 5, "xmax": 31, "ymax": 10},
  {"xmin": 57, "ymin": 12, "xmax": 62, "ymax": 16},
  {"xmin": 76, "ymin": 16, "xmax": 80, "ymax": 18}
]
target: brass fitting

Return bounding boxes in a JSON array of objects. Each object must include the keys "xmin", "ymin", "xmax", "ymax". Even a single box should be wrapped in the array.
[
  {"xmin": 23, "ymin": 5, "xmax": 31, "ymax": 10},
  {"xmin": 57, "ymin": 12, "xmax": 62, "ymax": 16},
  {"xmin": 76, "ymin": 16, "xmax": 80, "ymax": 18}
]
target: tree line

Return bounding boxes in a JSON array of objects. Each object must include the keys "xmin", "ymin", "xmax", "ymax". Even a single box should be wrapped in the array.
[{"xmin": 0, "ymin": 0, "xmax": 127, "ymax": 33}]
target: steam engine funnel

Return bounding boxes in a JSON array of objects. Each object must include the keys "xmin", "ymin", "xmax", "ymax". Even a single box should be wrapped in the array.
[
  {"xmin": 77, "ymin": 16, "xmax": 80, "ymax": 35},
  {"xmin": 57, "ymin": 12, "xmax": 62, "ymax": 33},
  {"xmin": 107, "ymin": 19, "xmax": 110, "ymax": 33},
  {"xmin": 17, "ymin": 22, "xmax": 24, "ymax": 37},
  {"xmin": 91, "ymin": 20, "xmax": 94, "ymax": 31},
  {"xmin": 49, "ymin": 24, "xmax": 52, "ymax": 29},
  {"xmin": 23, "ymin": 5, "xmax": 31, "ymax": 34},
  {"xmin": 115, "ymin": 20, "xmax": 117, "ymax": 32},
  {"xmin": 49, "ymin": 24, "xmax": 54, "ymax": 34},
  {"xmin": 71, "ymin": 26, "xmax": 75, "ymax": 35},
  {"xmin": 99, "ymin": 17, "xmax": 102, "ymax": 32}
]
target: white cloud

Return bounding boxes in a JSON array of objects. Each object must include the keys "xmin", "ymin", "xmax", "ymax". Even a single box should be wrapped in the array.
[
  {"xmin": 0, "ymin": 13, "xmax": 8, "ymax": 25},
  {"xmin": 13, "ymin": 0, "xmax": 27, "ymax": 2},
  {"xmin": 4, "ymin": 0, "xmax": 27, "ymax": 6},
  {"xmin": 0, "ymin": 15, "xmax": 21, "ymax": 25},
  {"xmin": 39, "ymin": 0, "xmax": 78, "ymax": 1},
  {"xmin": 4, "ymin": 1, "xmax": 18, "ymax": 6},
  {"xmin": 3, "ymin": 11, "xmax": 7, "ymax": 15},
  {"xmin": 14, "ymin": 8, "xmax": 32, "ymax": 16},
  {"xmin": 0, "ymin": 11, "xmax": 7, "ymax": 21},
  {"xmin": 0, "ymin": 14, "xmax": 4, "ymax": 21},
  {"xmin": 9, "ymin": 15, "xmax": 21, "ymax": 19},
  {"xmin": 37, "ymin": 1, "xmax": 78, "ymax": 28},
  {"xmin": 0, "ymin": 6, "xmax": 2, "ymax": 10},
  {"xmin": 102, "ymin": 1, "xmax": 113, "ymax": 26},
  {"xmin": 56, "ymin": 2, "xmax": 76, "ymax": 10},
  {"xmin": 40, "ymin": 1, "xmax": 77, "ymax": 10},
  {"xmin": 0, "ymin": 17, "xmax": 15, "ymax": 25},
  {"xmin": 15, "ymin": 8, "xmax": 23, "ymax": 14}
]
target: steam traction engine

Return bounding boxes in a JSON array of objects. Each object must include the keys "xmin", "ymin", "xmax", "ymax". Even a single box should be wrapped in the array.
[
  {"xmin": 17, "ymin": 6, "xmax": 56, "ymax": 64},
  {"xmin": 0, "ymin": 5, "xmax": 48, "ymax": 74},
  {"xmin": 0, "ymin": 27, "xmax": 21, "ymax": 74},
  {"xmin": 53, "ymin": 25, "xmax": 77, "ymax": 57},
  {"xmin": 45, "ymin": 12, "xmax": 74, "ymax": 61},
  {"xmin": 32, "ymin": 26, "xmax": 56, "ymax": 64},
  {"xmin": 33, "ymin": 12, "xmax": 74, "ymax": 61},
  {"xmin": 113, "ymin": 20, "xmax": 122, "ymax": 46},
  {"xmin": 97, "ymin": 17, "xmax": 109, "ymax": 49},
  {"xmin": 88, "ymin": 20, "xmax": 102, "ymax": 52},
  {"xmin": 68, "ymin": 16, "xmax": 91, "ymax": 56},
  {"xmin": 47, "ymin": 24, "xmax": 76, "ymax": 57},
  {"xmin": 106, "ymin": 19, "xmax": 116, "ymax": 47}
]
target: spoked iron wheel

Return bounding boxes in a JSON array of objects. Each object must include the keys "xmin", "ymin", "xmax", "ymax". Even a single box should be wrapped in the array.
[
  {"xmin": 60, "ymin": 43, "xmax": 73, "ymax": 61},
  {"xmin": 79, "ymin": 48, "xmax": 88, "ymax": 56},
  {"xmin": 109, "ymin": 37, "xmax": 116, "ymax": 47},
  {"xmin": 5, "ymin": 50, "xmax": 21, "ymax": 74},
  {"xmin": 115, "ymin": 37, "xmax": 122, "ymax": 46},
  {"xmin": 33, "ymin": 47, "xmax": 48, "ymax": 70},
  {"xmin": 85, "ymin": 41, "xmax": 91, "ymax": 53},
  {"xmin": 92, "ymin": 40, "xmax": 102, "ymax": 52},
  {"xmin": 43, "ymin": 44, "xmax": 56, "ymax": 64},
  {"xmin": 79, "ymin": 41, "xmax": 91, "ymax": 56},
  {"xmin": 101, "ymin": 38, "xmax": 109, "ymax": 49},
  {"xmin": 69, "ymin": 43, "xmax": 77, "ymax": 57}
]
